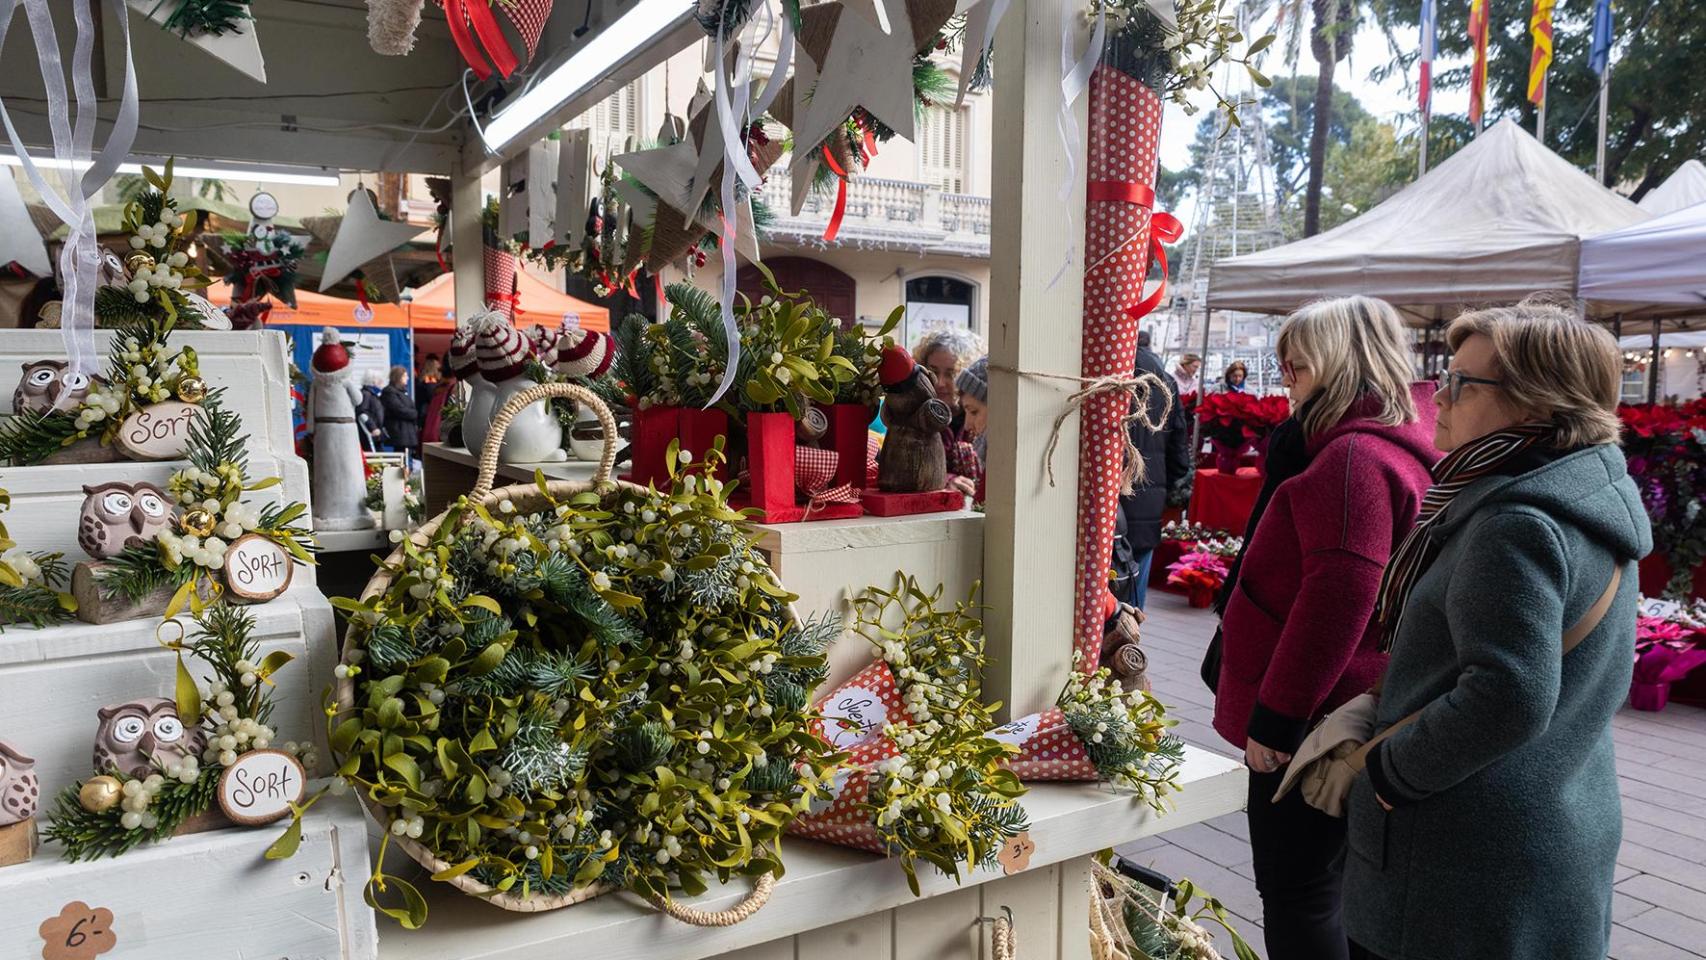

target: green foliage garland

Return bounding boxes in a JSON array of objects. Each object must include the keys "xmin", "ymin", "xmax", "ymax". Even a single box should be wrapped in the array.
[
  {"xmin": 0, "ymin": 489, "xmax": 75, "ymax": 628},
  {"xmin": 329, "ymin": 446, "xmax": 841, "ymax": 924}
]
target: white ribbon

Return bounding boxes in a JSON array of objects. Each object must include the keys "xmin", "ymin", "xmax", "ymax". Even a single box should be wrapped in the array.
[
  {"xmin": 1047, "ymin": 2, "xmax": 1104, "ymax": 289},
  {"xmin": 0, "ymin": 0, "xmax": 139, "ymax": 385}
]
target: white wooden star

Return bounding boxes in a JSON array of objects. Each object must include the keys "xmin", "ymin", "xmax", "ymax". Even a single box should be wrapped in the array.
[
  {"xmin": 792, "ymin": 0, "xmax": 923, "ymax": 158},
  {"xmin": 318, "ymin": 190, "xmax": 427, "ymax": 292},
  {"xmin": 612, "ymin": 140, "xmax": 700, "ymax": 216}
]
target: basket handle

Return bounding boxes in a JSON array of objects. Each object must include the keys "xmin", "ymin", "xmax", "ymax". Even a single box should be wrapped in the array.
[
  {"xmin": 474, "ymin": 382, "xmax": 618, "ymax": 499},
  {"xmin": 648, "ymin": 872, "xmax": 774, "ymax": 926}
]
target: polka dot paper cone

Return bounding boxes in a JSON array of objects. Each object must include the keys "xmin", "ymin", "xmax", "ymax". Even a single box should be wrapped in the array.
[
  {"xmin": 1072, "ymin": 65, "xmax": 1165, "ymax": 670},
  {"xmin": 810, "ymin": 660, "xmax": 907, "ymax": 750},
  {"xmin": 482, "ymin": 245, "xmax": 519, "ymax": 321},
  {"xmin": 786, "ymin": 737, "xmax": 898, "ymax": 854},
  {"xmin": 991, "ymin": 707, "xmax": 1099, "ymax": 781}
]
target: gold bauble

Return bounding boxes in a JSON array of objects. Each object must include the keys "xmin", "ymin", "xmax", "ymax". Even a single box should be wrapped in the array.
[
  {"xmin": 180, "ymin": 509, "xmax": 216, "ymax": 537},
  {"xmin": 124, "ymin": 252, "xmax": 155, "ymax": 275},
  {"xmin": 176, "ymin": 376, "xmax": 208, "ymax": 404},
  {"xmin": 79, "ymin": 776, "xmax": 122, "ymax": 813}
]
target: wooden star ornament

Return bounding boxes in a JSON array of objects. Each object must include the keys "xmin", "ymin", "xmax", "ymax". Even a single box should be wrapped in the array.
[
  {"xmin": 791, "ymin": 0, "xmax": 956, "ymax": 158},
  {"xmin": 317, "ymin": 190, "xmax": 427, "ymax": 292}
]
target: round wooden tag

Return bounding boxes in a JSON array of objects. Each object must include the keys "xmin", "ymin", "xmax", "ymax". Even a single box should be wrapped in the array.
[
  {"xmin": 215, "ymin": 750, "xmax": 306, "ymax": 826},
  {"xmin": 223, "ymin": 534, "xmax": 294, "ymax": 602}
]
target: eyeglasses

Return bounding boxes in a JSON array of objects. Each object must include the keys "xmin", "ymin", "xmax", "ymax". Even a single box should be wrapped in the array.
[
  {"xmin": 1280, "ymin": 361, "xmax": 1308, "ymax": 382},
  {"xmin": 1435, "ymin": 370, "xmax": 1504, "ymax": 404}
]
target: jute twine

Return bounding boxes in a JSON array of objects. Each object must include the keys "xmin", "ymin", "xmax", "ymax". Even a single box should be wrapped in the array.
[
  {"xmin": 336, "ymin": 383, "xmax": 776, "ymax": 922},
  {"xmin": 992, "ymin": 910, "xmax": 1018, "ymax": 960},
  {"xmin": 990, "ymin": 365, "xmax": 1173, "ymax": 495}
]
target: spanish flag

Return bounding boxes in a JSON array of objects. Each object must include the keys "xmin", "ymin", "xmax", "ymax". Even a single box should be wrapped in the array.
[
  {"xmin": 1469, "ymin": 0, "xmax": 1490, "ymax": 127},
  {"xmin": 1529, "ymin": 0, "xmax": 1557, "ymax": 105}
]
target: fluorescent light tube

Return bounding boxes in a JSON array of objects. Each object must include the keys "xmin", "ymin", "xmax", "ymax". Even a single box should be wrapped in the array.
[
  {"xmin": 480, "ymin": 0, "xmax": 692, "ymax": 151},
  {"xmin": 0, "ymin": 153, "xmax": 340, "ymax": 186}
]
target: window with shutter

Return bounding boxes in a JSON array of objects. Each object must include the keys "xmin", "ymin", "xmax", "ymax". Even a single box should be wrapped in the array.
[
  {"xmin": 568, "ymin": 79, "xmax": 644, "ymax": 158},
  {"xmin": 918, "ymin": 105, "xmax": 967, "ymax": 193}
]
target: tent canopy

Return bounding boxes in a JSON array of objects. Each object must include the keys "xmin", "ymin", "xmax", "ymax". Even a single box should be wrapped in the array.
[
  {"xmin": 1619, "ymin": 331, "xmax": 1706, "ymax": 350},
  {"xmin": 203, "ymin": 281, "xmax": 412, "ymax": 327},
  {"xmin": 1638, "ymin": 160, "xmax": 1706, "ymax": 215},
  {"xmin": 1206, "ymin": 120, "xmax": 1649, "ymax": 324},
  {"xmin": 1580, "ymin": 201, "xmax": 1706, "ymax": 311},
  {"xmin": 404, "ymin": 271, "xmax": 610, "ymax": 333}
]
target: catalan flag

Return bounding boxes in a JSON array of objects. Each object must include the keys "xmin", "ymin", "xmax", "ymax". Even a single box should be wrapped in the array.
[
  {"xmin": 1469, "ymin": 0, "xmax": 1491, "ymax": 127},
  {"xmin": 1529, "ymin": 0, "xmax": 1556, "ymax": 105}
]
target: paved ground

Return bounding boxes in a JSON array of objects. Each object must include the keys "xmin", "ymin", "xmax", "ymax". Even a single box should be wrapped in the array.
[{"xmin": 1115, "ymin": 590, "xmax": 1706, "ymax": 960}]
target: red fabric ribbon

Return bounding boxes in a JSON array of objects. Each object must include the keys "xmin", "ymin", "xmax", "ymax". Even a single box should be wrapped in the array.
[
  {"xmin": 1086, "ymin": 181, "xmax": 1182, "ymax": 323},
  {"xmin": 796, "ymin": 446, "xmax": 859, "ymax": 516},
  {"xmin": 441, "ymin": 0, "xmax": 492, "ymax": 81},
  {"xmin": 355, "ymin": 282, "xmax": 371, "ymax": 310},
  {"xmin": 821, "ymin": 146, "xmax": 849, "ymax": 242},
  {"xmin": 467, "ymin": 0, "xmax": 519, "ymax": 79}
]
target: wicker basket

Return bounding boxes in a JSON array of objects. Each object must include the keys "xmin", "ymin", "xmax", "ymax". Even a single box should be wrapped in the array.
[{"xmin": 334, "ymin": 382, "xmax": 775, "ymax": 922}]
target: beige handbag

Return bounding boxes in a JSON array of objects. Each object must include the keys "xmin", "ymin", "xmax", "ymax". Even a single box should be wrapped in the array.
[{"xmin": 1274, "ymin": 566, "xmax": 1622, "ymax": 817}]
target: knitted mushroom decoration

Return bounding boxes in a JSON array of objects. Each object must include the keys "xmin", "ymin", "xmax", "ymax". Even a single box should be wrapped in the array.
[
  {"xmin": 529, "ymin": 324, "xmax": 565, "ymax": 361},
  {"xmin": 447, "ymin": 325, "xmax": 479, "ymax": 379},
  {"xmin": 474, "ymin": 316, "xmax": 533, "ymax": 383},
  {"xmin": 556, "ymin": 329, "xmax": 614, "ymax": 380}
]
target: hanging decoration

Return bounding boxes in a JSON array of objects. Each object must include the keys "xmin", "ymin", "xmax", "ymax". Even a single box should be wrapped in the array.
[
  {"xmin": 220, "ymin": 227, "xmax": 305, "ymax": 309},
  {"xmin": 366, "ymin": 0, "xmax": 426, "ymax": 55},
  {"xmin": 44, "ymin": 604, "xmax": 314, "ymax": 860},
  {"xmin": 127, "ymin": 0, "xmax": 266, "ymax": 82},
  {"xmin": 1065, "ymin": 1, "xmax": 1270, "ymax": 669},
  {"xmin": 441, "ymin": 0, "xmax": 555, "ymax": 81},
  {"xmin": 315, "ymin": 188, "xmax": 426, "ymax": 294}
]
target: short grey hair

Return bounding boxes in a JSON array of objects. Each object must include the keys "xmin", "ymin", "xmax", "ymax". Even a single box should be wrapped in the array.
[{"xmin": 1446, "ymin": 295, "xmax": 1622, "ymax": 448}]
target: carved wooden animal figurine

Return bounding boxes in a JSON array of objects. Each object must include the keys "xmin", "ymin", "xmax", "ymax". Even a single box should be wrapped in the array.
[
  {"xmin": 93, "ymin": 697, "xmax": 205, "ymax": 779},
  {"xmin": 14, "ymin": 359, "xmax": 103, "ymax": 416},
  {"xmin": 0, "ymin": 741, "xmax": 38, "ymax": 827},
  {"xmin": 875, "ymin": 346, "xmax": 951, "ymax": 493},
  {"xmin": 78, "ymin": 481, "xmax": 173, "ymax": 559}
]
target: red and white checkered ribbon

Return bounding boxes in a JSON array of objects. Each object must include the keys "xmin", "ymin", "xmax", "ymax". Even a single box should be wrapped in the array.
[{"xmin": 796, "ymin": 446, "xmax": 858, "ymax": 515}]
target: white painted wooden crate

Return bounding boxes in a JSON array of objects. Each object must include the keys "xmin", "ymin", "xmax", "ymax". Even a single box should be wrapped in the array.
[
  {"xmin": 0, "ymin": 792, "xmax": 378, "ymax": 960},
  {"xmin": 0, "ymin": 585, "xmax": 338, "ymax": 799}
]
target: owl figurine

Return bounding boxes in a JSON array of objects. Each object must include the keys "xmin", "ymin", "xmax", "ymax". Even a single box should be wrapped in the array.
[
  {"xmin": 78, "ymin": 482, "xmax": 174, "ymax": 560},
  {"xmin": 93, "ymin": 698, "xmax": 204, "ymax": 779},
  {"xmin": 0, "ymin": 740, "xmax": 38, "ymax": 827},
  {"xmin": 14, "ymin": 360, "xmax": 104, "ymax": 417}
]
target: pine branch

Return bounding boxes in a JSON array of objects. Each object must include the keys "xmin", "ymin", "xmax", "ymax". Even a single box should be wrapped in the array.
[
  {"xmin": 161, "ymin": 0, "xmax": 253, "ymax": 38},
  {"xmin": 0, "ymin": 410, "xmax": 84, "ymax": 466},
  {"xmin": 44, "ymin": 767, "xmax": 220, "ymax": 862},
  {"xmin": 187, "ymin": 389, "xmax": 248, "ymax": 480},
  {"xmin": 94, "ymin": 286, "xmax": 158, "ymax": 329},
  {"xmin": 94, "ymin": 543, "xmax": 190, "ymax": 603},
  {"xmin": 0, "ymin": 582, "xmax": 75, "ymax": 629}
]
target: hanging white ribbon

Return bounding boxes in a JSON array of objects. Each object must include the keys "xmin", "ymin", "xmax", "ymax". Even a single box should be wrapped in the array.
[
  {"xmin": 0, "ymin": 0, "xmax": 139, "ymax": 386},
  {"xmin": 1047, "ymin": 2, "xmax": 1104, "ymax": 289},
  {"xmin": 704, "ymin": 0, "xmax": 791, "ymax": 407}
]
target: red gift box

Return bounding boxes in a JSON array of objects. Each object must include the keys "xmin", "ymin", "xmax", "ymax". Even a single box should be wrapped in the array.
[
  {"xmin": 826, "ymin": 403, "xmax": 875, "ymax": 490},
  {"xmin": 737, "ymin": 413, "xmax": 863, "ymax": 523},
  {"xmin": 678, "ymin": 407, "xmax": 730, "ymax": 480},
  {"xmin": 627, "ymin": 405, "xmax": 680, "ymax": 487}
]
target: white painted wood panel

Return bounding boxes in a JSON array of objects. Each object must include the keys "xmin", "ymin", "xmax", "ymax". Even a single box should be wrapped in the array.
[
  {"xmin": 983, "ymin": 865, "xmax": 1060, "ymax": 960},
  {"xmin": 893, "ymin": 884, "xmax": 982, "ymax": 960},
  {"xmin": 805, "ymin": 914, "xmax": 894, "ymax": 960},
  {"xmin": 716, "ymin": 941, "xmax": 795, "ymax": 960},
  {"xmin": 0, "ymin": 793, "xmax": 378, "ymax": 960},
  {"xmin": 0, "ymin": 585, "xmax": 337, "ymax": 801}
]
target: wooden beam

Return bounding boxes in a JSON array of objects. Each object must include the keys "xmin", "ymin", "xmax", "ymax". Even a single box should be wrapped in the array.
[
  {"xmin": 451, "ymin": 160, "xmax": 486, "ymax": 320},
  {"xmin": 982, "ymin": 0, "xmax": 1087, "ymax": 721}
]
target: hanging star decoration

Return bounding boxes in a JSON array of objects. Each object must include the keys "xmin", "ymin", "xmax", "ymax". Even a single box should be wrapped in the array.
[
  {"xmin": 127, "ymin": 0, "xmax": 267, "ymax": 83},
  {"xmin": 316, "ymin": 189, "xmax": 426, "ymax": 293},
  {"xmin": 790, "ymin": 0, "xmax": 957, "ymax": 158}
]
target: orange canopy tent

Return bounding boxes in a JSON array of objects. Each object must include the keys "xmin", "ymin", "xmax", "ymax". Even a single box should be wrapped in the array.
[
  {"xmin": 202, "ymin": 281, "xmax": 413, "ymax": 328},
  {"xmin": 404, "ymin": 271, "xmax": 610, "ymax": 333}
]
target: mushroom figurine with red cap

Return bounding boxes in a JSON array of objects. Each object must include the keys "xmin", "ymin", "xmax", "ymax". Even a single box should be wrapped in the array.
[
  {"xmin": 472, "ymin": 314, "xmax": 565, "ymax": 464},
  {"xmin": 308, "ymin": 327, "xmax": 377, "ymax": 531},
  {"xmin": 874, "ymin": 346, "xmax": 951, "ymax": 493}
]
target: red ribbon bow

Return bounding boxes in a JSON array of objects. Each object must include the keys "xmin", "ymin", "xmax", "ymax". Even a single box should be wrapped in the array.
[
  {"xmin": 796, "ymin": 446, "xmax": 859, "ymax": 516},
  {"xmin": 1085, "ymin": 180, "xmax": 1183, "ymax": 323}
]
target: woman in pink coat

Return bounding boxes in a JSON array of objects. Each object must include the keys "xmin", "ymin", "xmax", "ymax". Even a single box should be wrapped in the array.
[{"xmin": 1211, "ymin": 296, "xmax": 1438, "ymax": 960}]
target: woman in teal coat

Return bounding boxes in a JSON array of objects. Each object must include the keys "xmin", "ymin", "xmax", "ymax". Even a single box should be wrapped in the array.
[{"xmin": 1344, "ymin": 298, "xmax": 1651, "ymax": 960}]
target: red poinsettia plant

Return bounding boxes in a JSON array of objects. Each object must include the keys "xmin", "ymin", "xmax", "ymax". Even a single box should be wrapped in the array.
[
  {"xmin": 1167, "ymin": 544, "xmax": 1231, "ymax": 594},
  {"xmin": 1632, "ymin": 598, "xmax": 1706, "ymax": 711},
  {"xmin": 1619, "ymin": 399, "xmax": 1706, "ymax": 598},
  {"xmin": 1196, "ymin": 392, "xmax": 1290, "ymax": 447}
]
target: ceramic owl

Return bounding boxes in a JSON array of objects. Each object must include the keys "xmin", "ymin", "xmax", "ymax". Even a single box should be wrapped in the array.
[
  {"xmin": 93, "ymin": 698, "xmax": 204, "ymax": 779},
  {"xmin": 0, "ymin": 740, "xmax": 38, "ymax": 827},
  {"xmin": 78, "ymin": 482, "xmax": 174, "ymax": 560},
  {"xmin": 14, "ymin": 360, "xmax": 104, "ymax": 416}
]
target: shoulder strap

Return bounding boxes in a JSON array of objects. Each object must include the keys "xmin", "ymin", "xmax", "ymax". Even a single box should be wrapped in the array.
[{"xmin": 1349, "ymin": 564, "xmax": 1623, "ymax": 773}]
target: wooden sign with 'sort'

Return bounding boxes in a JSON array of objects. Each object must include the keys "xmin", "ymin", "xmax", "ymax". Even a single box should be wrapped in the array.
[
  {"xmin": 223, "ymin": 534, "xmax": 293, "ymax": 602},
  {"xmin": 216, "ymin": 750, "xmax": 306, "ymax": 826},
  {"xmin": 115, "ymin": 401, "xmax": 201, "ymax": 461}
]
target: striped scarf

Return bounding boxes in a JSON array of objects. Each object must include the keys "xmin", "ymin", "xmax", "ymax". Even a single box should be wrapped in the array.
[{"xmin": 1375, "ymin": 423, "xmax": 1555, "ymax": 651}]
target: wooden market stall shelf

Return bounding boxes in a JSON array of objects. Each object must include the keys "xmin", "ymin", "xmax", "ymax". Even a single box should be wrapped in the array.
[
  {"xmin": 372, "ymin": 749, "xmax": 1245, "ymax": 960},
  {"xmin": 421, "ymin": 443, "xmax": 604, "ymax": 514},
  {"xmin": 749, "ymin": 511, "xmax": 985, "ymax": 689},
  {"xmin": 0, "ymin": 793, "xmax": 378, "ymax": 958}
]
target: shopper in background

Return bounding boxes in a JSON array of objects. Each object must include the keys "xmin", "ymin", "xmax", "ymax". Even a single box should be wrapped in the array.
[
  {"xmin": 956, "ymin": 355, "xmax": 989, "ymax": 465},
  {"xmin": 912, "ymin": 327, "xmax": 986, "ymax": 498},
  {"xmin": 1172, "ymin": 352, "xmax": 1202, "ymax": 396},
  {"xmin": 381, "ymin": 365, "xmax": 420, "ymax": 455},
  {"xmin": 1222, "ymin": 360, "xmax": 1249, "ymax": 393},
  {"xmin": 356, "ymin": 369, "xmax": 387, "ymax": 453},
  {"xmin": 1344, "ymin": 299, "xmax": 1647, "ymax": 960},
  {"xmin": 1211, "ymin": 296, "xmax": 1437, "ymax": 960},
  {"xmin": 415, "ymin": 353, "xmax": 441, "ymax": 420},
  {"xmin": 1116, "ymin": 329, "xmax": 1189, "ymax": 609}
]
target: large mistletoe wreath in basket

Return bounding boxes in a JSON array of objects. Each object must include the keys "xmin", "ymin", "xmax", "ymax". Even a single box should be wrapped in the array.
[{"xmin": 330, "ymin": 385, "xmax": 842, "ymax": 925}]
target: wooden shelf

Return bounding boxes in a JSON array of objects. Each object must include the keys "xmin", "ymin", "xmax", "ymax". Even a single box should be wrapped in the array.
[
  {"xmin": 373, "ymin": 745, "xmax": 1245, "ymax": 960},
  {"xmin": 421, "ymin": 444, "xmax": 604, "ymax": 514},
  {"xmin": 317, "ymin": 528, "xmax": 396, "ymax": 555}
]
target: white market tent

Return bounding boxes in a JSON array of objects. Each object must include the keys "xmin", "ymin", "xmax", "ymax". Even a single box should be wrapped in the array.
[
  {"xmin": 1620, "ymin": 331, "xmax": 1706, "ymax": 350},
  {"xmin": 1206, "ymin": 119, "xmax": 1649, "ymax": 324},
  {"xmin": 1580, "ymin": 201, "xmax": 1706, "ymax": 312},
  {"xmin": 1638, "ymin": 159, "xmax": 1706, "ymax": 215}
]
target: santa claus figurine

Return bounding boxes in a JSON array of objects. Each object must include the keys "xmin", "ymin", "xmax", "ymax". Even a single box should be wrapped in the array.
[{"xmin": 307, "ymin": 327, "xmax": 376, "ymax": 530}]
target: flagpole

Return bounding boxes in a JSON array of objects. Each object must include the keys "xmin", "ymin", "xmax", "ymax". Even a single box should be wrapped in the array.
[
  {"xmin": 1596, "ymin": 66, "xmax": 1610, "ymax": 183},
  {"xmin": 1536, "ymin": 81, "xmax": 1547, "ymax": 145},
  {"xmin": 1419, "ymin": 115, "xmax": 1430, "ymax": 177}
]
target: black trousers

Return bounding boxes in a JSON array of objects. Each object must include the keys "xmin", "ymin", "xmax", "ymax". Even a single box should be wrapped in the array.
[
  {"xmin": 1245, "ymin": 766, "xmax": 1349, "ymax": 960},
  {"xmin": 1348, "ymin": 942, "xmax": 1389, "ymax": 960}
]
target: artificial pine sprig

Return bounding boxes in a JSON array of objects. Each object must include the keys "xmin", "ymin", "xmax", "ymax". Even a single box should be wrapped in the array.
[
  {"xmin": 0, "ymin": 489, "xmax": 76, "ymax": 628},
  {"xmin": 43, "ymin": 768, "xmax": 221, "ymax": 862},
  {"xmin": 1059, "ymin": 655, "xmax": 1183, "ymax": 809}
]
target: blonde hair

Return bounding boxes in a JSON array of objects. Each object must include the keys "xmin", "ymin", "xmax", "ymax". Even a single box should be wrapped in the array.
[
  {"xmin": 912, "ymin": 327, "xmax": 986, "ymax": 377},
  {"xmin": 1446, "ymin": 295, "xmax": 1622, "ymax": 447},
  {"xmin": 1276, "ymin": 295, "xmax": 1419, "ymax": 438}
]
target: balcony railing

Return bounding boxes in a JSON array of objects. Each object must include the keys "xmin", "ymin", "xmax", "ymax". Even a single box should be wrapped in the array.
[{"xmin": 756, "ymin": 172, "xmax": 990, "ymax": 257}]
